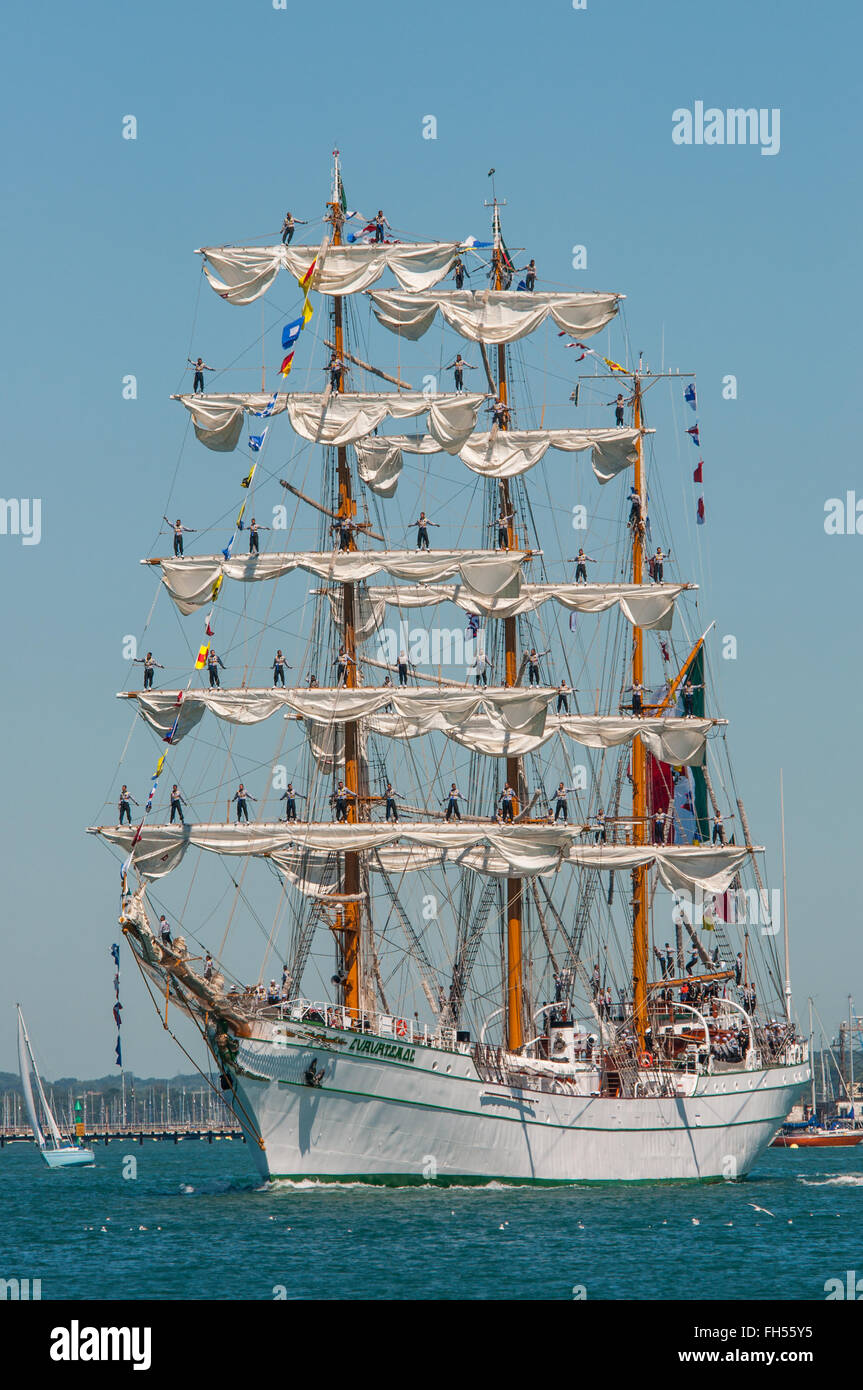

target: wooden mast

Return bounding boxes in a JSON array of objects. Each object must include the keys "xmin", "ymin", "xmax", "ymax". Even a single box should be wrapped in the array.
[
  {"xmin": 491, "ymin": 197, "xmax": 524, "ymax": 1053},
  {"xmin": 329, "ymin": 149, "xmax": 362, "ymax": 1017},
  {"xmin": 631, "ymin": 369, "xmax": 649, "ymax": 1052}
]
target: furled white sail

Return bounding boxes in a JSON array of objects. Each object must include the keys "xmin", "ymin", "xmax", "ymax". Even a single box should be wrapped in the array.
[
  {"xmin": 155, "ymin": 549, "xmax": 530, "ymax": 616},
  {"xmin": 366, "ymin": 712, "xmax": 716, "ymax": 763},
  {"xmin": 326, "ymin": 587, "xmax": 387, "ymax": 643},
  {"xmin": 127, "ymin": 687, "xmax": 551, "ymax": 734},
  {"xmin": 174, "ymin": 393, "xmax": 287, "ymax": 450},
  {"xmin": 125, "ymin": 690, "xmax": 717, "ymax": 766},
  {"xmin": 200, "ymin": 242, "xmax": 460, "ymax": 304},
  {"xmin": 92, "ymin": 822, "xmax": 591, "ymax": 880},
  {"xmin": 448, "ymin": 427, "xmax": 640, "ymax": 482},
  {"xmin": 370, "ymin": 581, "xmax": 689, "ymax": 631},
  {"xmin": 368, "ymin": 289, "xmax": 621, "ymax": 344},
  {"xmin": 285, "ymin": 391, "xmax": 486, "ymax": 452},
  {"xmin": 354, "ymin": 437, "xmax": 408, "ymax": 496},
  {"xmin": 367, "ymin": 710, "xmax": 550, "ymax": 757},
  {"xmin": 174, "ymin": 391, "xmax": 486, "ymax": 454},
  {"xmin": 564, "ymin": 845, "xmax": 753, "ymax": 897},
  {"xmin": 92, "ymin": 823, "xmax": 752, "ymax": 894},
  {"xmin": 558, "ymin": 715, "xmax": 715, "ymax": 767},
  {"xmin": 354, "ymin": 427, "xmax": 642, "ymax": 489}
]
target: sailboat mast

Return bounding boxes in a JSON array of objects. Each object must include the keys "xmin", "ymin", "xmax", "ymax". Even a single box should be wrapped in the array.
[
  {"xmin": 491, "ymin": 198, "xmax": 524, "ymax": 1053},
  {"xmin": 631, "ymin": 371, "xmax": 649, "ymax": 1051},
  {"xmin": 329, "ymin": 150, "xmax": 362, "ymax": 1016},
  {"xmin": 808, "ymin": 996, "xmax": 816, "ymax": 1114},
  {"xmin": 780, "ymin": 769, "xmax": 793, "ymax": 1023}
]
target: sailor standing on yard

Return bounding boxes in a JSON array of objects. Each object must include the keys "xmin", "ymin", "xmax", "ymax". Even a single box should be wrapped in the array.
[
  {"xmin": 382, "ymin": 783, "xmax": 401, "ymax": 822},
  {"xmin": 628, "ymin": 681, "xmax": 645, "ymax": 716},
  {"xmin": 280, "ymin": 211, "xmax": 307, "ymax": 245},
  {"xmin": 133, "ymin": 651, "xmax": 164, "ymax": 689},
  {"xmin": 712, "ymin": 811, "xmax": 726, "ymax": 844},
  {"xmin": 373, "ymin": 210, "xmax": 390, "ymax": 243},
  {"xmin": 519, "ymin": 258, "xmax": 537, "ymax": 291},
  {"xmin": 169, "ymin": 785, "xmax": 186, "ymax": 824},
  {"xmin": 325, "ymin": 353, "xmax": 349, "ymax": 392},
  {"xmin": 446, "ymin": 353, "xmax": 476, "ymax": 392},
  {"xmin": 527, "ymin": 647, "xmax": 549, "ymax": 686},
  {"xmin": 331, "ymin": 781, "xmax": 357, "ymax": 823},
  {"xmin": 233, "ymin": 783, "xmax": 256, "ymax": 823},
  {"xmin": 554, "ymin": 781, "xmax": 577, "ymax": 822},
  {"xmin": 331, "ymin": 515, "xmax": 358, "ymax": 551},
  {"xmin": 272, "ymin": 650, "xmax": 292, "ymax": 687},
  {"xmin": 572, "ymin": 548, "xmax": 596, "ymax": 584},
  {"xmin": 491, "ymin": 506, "xmax": 515, "ymax": 550},
  {"xmin": 556, "ymin": 680, "xmax": 571, "ymax": 713},
  {"xmin": 411, "ymin": 511, "xmax": 439, "ymax": 551},
  {"xmin": 470, "ymin": 650, "xmax": 493, "ymax": 687},
  {"xmin": 206, "ymin": 651, "xmax": 226, "ymax": 688},
  {"xmin": 334, "ymin": 646, "xmax": 355, "ymax": 686},
  {"xmin": 498, "ymin": 783, "xmax": 517, "ymax": 822},
  {"xmin": 118, "ymin": 785, "xmax": 138, "ymax": 826},
  {"xmin": 248, "ymin": 518, "xmax": 270, "ymax": 555},
  {"xmin": 609, "ymin": 392, "xmax": 627, "ymax": 426},
  {"xmin": 164, "ymin": 517, "xmax": 196, "ymax": 558},
  {"xmin": 188, "ymin": 357, "xmax": 214, "ymax": 394},
  {"xmin": 681, "ymin": 679, "xmax": 703, "ymax": 718},
  {"xmin": 443, "ymin": 784, "xmax": 465, "ymax": 821},
  {"xmin": 279, "ymin": 784, "xmax": 303, "ymax": 822},
  {"xmin": 651, "ymin": 547, "xmax": 671, "ymax": 582},
  {"xmin": 397, "ymin": 651, "xmax": 413, "ymax": 686}
]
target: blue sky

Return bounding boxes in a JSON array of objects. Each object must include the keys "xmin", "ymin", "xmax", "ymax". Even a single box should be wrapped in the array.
[{"xmin": 2, "ymin": 0, "xmax": 861, "ymax": 1078}]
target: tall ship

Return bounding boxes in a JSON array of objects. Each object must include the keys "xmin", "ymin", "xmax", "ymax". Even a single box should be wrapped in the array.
[{"xmin": 90, "ymin": 154, "xmax": 809, "ymax": 1183}]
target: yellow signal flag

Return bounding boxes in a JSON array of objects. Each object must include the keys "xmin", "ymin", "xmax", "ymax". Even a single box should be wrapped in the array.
[
  {"xmin": 299, "ymin": 259, "xmax": 316, "ymax": 292},
  {"xmin": 195, "ymin": 643, "xmax": 210, "ymax": 670},
  {"xmin": 301, "ymin": 295, "xmax": 314, "ymax": 327},
  {"xmin": 236, "ymin": 502, "xmax": 246, "ymax": 528},
  {"xmin": 603, "ymin": 356, "xmax": 627, "ymax": 373},
  {"xmin": 210, "ymin": 574, "xmax": 223, "ymax": 601},
  {"xmin": 155, "ymin": 754, "xmax": 165, "ymax": 777},
  {"xmin": 241, "ymin": 463, "xmax": 257, "ymax": 489}
]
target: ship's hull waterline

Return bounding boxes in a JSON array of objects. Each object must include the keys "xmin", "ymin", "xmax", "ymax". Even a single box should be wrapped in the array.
[{"xmin": 225, "ymin": 1027, "xmax": 810, "ymax": 1185}]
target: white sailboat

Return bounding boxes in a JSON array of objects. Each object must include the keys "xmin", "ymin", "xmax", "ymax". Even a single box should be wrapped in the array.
[
  {"xmin": 16, "ymin": 1006, "xmax": 95, "ymax": 1169},
  {"xmin": 90, "ymin": 154, "xmax": 809, "ymax": 1183}
]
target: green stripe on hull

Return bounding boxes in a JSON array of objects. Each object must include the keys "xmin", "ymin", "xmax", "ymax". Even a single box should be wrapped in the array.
[{"xmin": 266, "ymin": 1171, "xmax": 738, "ymax": 1187}]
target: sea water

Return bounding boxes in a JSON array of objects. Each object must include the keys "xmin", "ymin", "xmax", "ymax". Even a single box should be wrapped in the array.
[{"xmin": 1, "ymin": 1140, "xmax": 859, "ymax": 1300}]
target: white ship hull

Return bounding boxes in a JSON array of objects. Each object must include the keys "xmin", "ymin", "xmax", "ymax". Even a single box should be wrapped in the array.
[{"xmin": 226, "ymin": 1025, "xmax": 810, "ymax": 1185}]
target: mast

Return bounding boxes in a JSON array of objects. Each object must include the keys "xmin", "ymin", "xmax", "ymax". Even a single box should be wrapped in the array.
[
  {"xmin": 780, "ymin": 768, "xmax": 792, "ymax": 1023},
  {"xmin": 630, "ymin": 368, "xmax": 649, "ymax": 1051},
  {"xmin": 844, "ymin": 995, "xmax": 850, "ymax": 1112},
  {"xmin": 808, "ymin": 996, "xmax": 816, "ymax": 1115},
  {"xmin": 490, "ymin": 195, "xmax": 524, "ymax": 1053},
  {"xmin": 329, "ymin": 149, "xmax": 363, "ymax": 1017}
]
